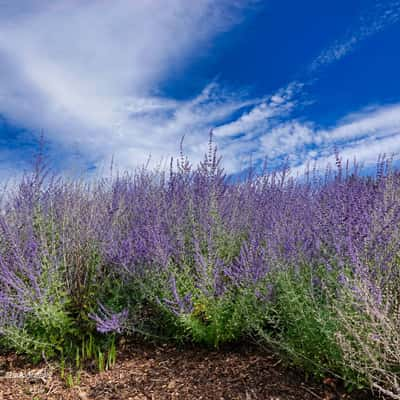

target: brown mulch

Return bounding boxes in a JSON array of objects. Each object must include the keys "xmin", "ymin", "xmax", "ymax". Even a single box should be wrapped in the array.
[{"xmin": 0, "ymin": 341, "xmax": 374, "ymax": 400}]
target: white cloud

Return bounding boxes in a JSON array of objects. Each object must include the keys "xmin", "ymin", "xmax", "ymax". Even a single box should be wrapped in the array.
[
  {"xmin": 0, "ymin": 0, "xmax": 260, "ymax": 174},
  {"xmin": 321, "ymin": 104, "xmax": 400, "ymax": 142},
  {"xmin": 1, "ymin": 0, "xmax": 399, "ymax": 178},
  {"xmin": 310, "ymin": 0, "xmax": 400, "ymax": 71},
  {"xmin": 213, "ymin": 82, "xmax": 301, "ymax": 139},
  {"xmin": 258, "ymin": 103, "xmax": 400, "ymax": 175},
  {"xmin": 260, "ymin": 121, "xmax": 314, "ymax": 159}
]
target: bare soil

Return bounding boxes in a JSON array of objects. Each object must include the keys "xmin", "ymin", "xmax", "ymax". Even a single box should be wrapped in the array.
[{"xmin": 0, "ymin": 341, "xmax": 374, "ymax": 400}]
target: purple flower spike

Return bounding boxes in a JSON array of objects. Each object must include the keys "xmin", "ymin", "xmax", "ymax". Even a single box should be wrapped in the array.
[{"xmin": 88, "ymin": 303, "xmax": 128, "ymax": 334}]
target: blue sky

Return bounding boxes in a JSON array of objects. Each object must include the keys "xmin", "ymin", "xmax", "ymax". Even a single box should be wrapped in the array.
[{"xmin": 0, "ymin": 0, "xmax": 400, "ymax": 177}]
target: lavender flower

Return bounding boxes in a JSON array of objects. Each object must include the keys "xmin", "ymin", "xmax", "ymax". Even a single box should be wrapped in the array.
[{"xmin": 88, "ymin": 303, "xmax": 128, "ymax": 334}]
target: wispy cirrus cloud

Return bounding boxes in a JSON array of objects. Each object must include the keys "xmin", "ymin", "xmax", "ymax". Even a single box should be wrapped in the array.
[
  {"xmin": 213, "ymin": 82, "xmax": 303, "ymax": 138},
  {"xmin": 209, "ymin": 0, "xmax": 400, "ymax": 173},
  {"xmin": 256, "ymin": 103, "xmax": 400, "ymax": 174},
  {"xmin": 310, "ymin": 0, "xmax": 400, "ymax": 71},
  {"xmin": 207, "ymin": 0, "xmax": 400, "ymax": 173}
]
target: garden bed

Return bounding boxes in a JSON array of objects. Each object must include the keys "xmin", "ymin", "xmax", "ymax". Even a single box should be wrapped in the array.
[
  {"xmin": 1, "ymin": 147, "xmax": 399, "ymax": 398},
  {"xmin": 0, "ymin": 342, "xmax": 372, "ymax": 400}
]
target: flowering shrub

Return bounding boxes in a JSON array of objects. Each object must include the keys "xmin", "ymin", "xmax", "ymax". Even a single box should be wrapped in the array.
[
  {"xmin": 0, "ymin": 138, "xmax": 400, "ymax": 396},
  {"xmin": 335, "ymin": 271, "xmax": 400, "ymax": 398}
]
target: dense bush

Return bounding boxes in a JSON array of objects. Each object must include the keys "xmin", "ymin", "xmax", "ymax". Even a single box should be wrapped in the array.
[{"xmin": 1, "ymin": 137, "xmax": 400, "ymax": 397}]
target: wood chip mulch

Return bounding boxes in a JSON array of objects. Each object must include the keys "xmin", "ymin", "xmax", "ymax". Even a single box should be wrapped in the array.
[{"xmin": 0, "ymin": 341, "xmax": 374, "ymax": 400}]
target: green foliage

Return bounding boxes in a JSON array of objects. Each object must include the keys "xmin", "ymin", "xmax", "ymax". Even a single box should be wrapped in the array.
[
  {"xmin": 179, "ymin": 287, "xmax": 266, "ymax": 347},
  {"xmin": 0, "ymin": 298, "xmax": 118, "ymax": 372},
  {"xmin": 332, "ymin": 275, "xmax": 400, "ymax": 394},
  {"xmin": 0, "ymin": 299, "xmax": 75, "ymax": 362},
  {"xmin": 0, "ymin": 233, "xmax": 120, "ymax": 372},
  {"xmin": 128, "ymin": 270, "xmax": 186, "ymax": 340},
  {"xmin": 156, "ymin": 222, "xmax": 266, "ymax": 347},
  {"xmin": 163, "ymin": 251, "xmax": 267, "ymax": 347},
  {"xmin": 260, "ymin": 266, "xmax": 363, "ymax": 386}
]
